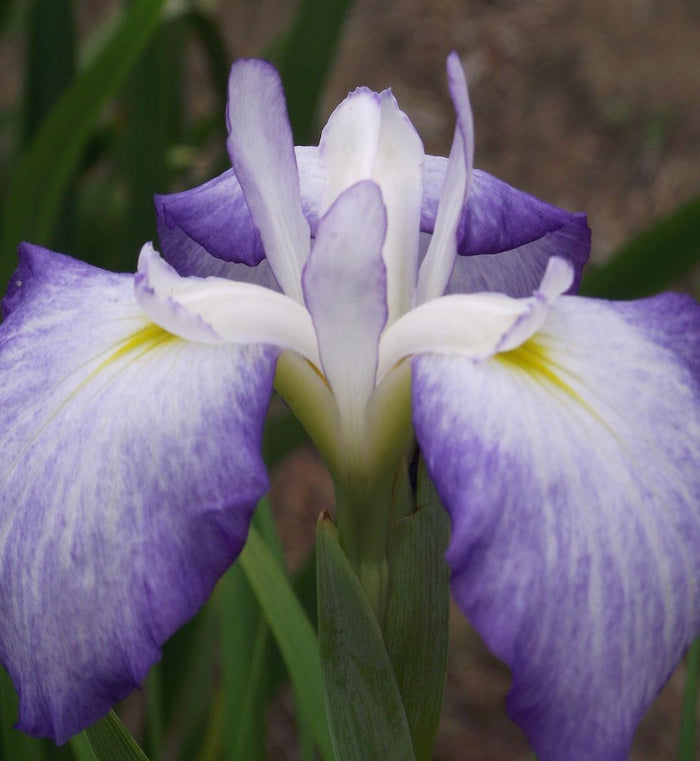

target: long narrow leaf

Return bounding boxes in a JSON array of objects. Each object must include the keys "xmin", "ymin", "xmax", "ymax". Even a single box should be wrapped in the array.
[
  {"xmin": 316, "ymin": 514, "xmax": 415, "ymax": 761},
  {"xmin": 84, "ymin": 710, "xmax": 150, "ymax": 761},
  {"xmin": 220, "ymin": 564, "xmax": 268, "ymax": 760},
  {"xmin": 183, "ymin": 10, "xmax": 230, "ymax": 106},
  {"xmin": 0, "ymin": 665, "xmax": 45, "ymax": 761},
  {"xmin": 119, "ymin": 28, "xmax": 169, "ymax": 259},
  {"xmin": 239, "ymin": 525, "xmax": 334, "ymax": 761},
  {"xmin": 158, "ymin": 603, "xmax": 219, "ymax": 761},
  {"xmin": 0, "ymin": 0, "xmax": 169, "ymax": 288},
  {"xmin": 274, "ymin": 0, "xmax": 355, "ymax": 143},
  {"xmin": 580, "ymin": 194, "xmax": 700, "ymax": 299},
  {"xmin": 384, "ymin": 459, "xmax": 450, "ymax": 761},
  {"xmin": 69, "ymin": 732, "xmax": 97, "ymax": 761},
  {"xmin": 144, "ymin": 666, "xmax": 163, "ymax": 761},
  {"xmin": 23, "ymin": 0, "xmax": 75, "ymax": 143}
]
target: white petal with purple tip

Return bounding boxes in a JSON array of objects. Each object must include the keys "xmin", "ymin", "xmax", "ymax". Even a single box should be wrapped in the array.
[
  {"xmin": 226, "ymin": 60, "xmax": 310, "ymax": 302},
  {"xmin": 416, "ymin": 52, "xmax": 473, "ymax": 304},
  {"xmin": 302, "ymin": 181, "xmax": 388, "ymax": 450},
  {"xmin": 378, "ymin": 258, "xmax": 572, "ymax": 380},
  {"xmin": 136, "ymin": 244, "xmax": 320, "ymax": 366}
]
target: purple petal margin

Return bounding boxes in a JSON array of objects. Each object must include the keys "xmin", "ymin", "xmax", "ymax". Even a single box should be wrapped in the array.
[
  {"xmin": 155, "ymin": 146, "xmax": 324, "ymax": 276},
  {"xmin": 0, "ymin": 244, "xmax": 276, "ymax": 742},
  {"xmin": 422, "ymin": 158, "xmax": 590, "ymax": 296},
  {"xmin": 412, "ymin": 290, "xmax": 700, "ymax": 760}
]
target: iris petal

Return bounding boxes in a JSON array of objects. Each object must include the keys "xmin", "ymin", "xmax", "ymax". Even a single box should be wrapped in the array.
[
  {"xmin": 421, "ymin": 161, "xmax": 590, "ymax": 295},
  {"xmin": 412, "ymin": 289, "xmax": 700, "ymax": 760},
  {"xmin": 135, "ymin": 244, "xmax": 320, "ymax": 365},
  {"xmin": 0, "ymin": 244, "xmax": 277, "ymax": 742},
  {"xmin": 378, "ymin": 258, "xmax": 572, "ymax": 380},
  {"xmin": 416, "ymin": 51, "xmax": 473, "ymax": 303},
  {"xmin": 226, "ymin": 59, "xmax": 310, "ymax": 302},
  {"xmin": 302, "ymin": 181, "xmax": 388, "ymax": 447},
  {"xmin": 319, "ymin": 87, "xmax": 423, "ymax": 323},
  {"xmin": 154, "ymin": 146, "xmax": 324, "ymax": 275}
]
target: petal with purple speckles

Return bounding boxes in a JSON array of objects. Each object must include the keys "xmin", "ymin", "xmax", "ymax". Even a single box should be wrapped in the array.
[
  {"xmin": 412, "ymin": 287, "xmax": 700, "ymax": 761},
  {"xmin": 0, "ymin": 244, "xmax": 277, "ymax": 743}
]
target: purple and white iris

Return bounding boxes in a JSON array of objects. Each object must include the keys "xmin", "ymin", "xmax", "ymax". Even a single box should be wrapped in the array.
[{"xmin": 1, "ymin": 53, "xmax": 698, "ymax": 760}]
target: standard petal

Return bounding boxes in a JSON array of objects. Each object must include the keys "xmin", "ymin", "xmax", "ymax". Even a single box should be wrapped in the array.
[
  {"xmin": 302, "ymin": 181, "xmax": 387, "ymax": 445},
  {"xmin": 421, "ymin": 160, "xmax": 590, "ymax": 296},
  {"xmin": 0, "ymin": 244, "xmax": 277, "ymax": 742},
  {"xmin": 226, "ymin": 59, "xmax": 310, "ymax": 302},
  {"xmin": 320, "ymin": 86, "xmax": 423, "ymax": 323},
  {"xmin": 416, "ymin": 52, "xmax": 473, "ymax": 304},
  {"xmin": 412, "ymin": 292, "xmax": 700, "ymax": 760},
  {"xmin": 155, "ymin": 168, "xmax": 264, "ymax": 267},
  {"xmin": 155, "ymin": 146, "xmax": 324, "ymax": 274}
]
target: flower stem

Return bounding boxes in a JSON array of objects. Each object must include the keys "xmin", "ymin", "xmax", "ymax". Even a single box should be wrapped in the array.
[{"xmin": 334, "ymin": 471, "xmax": 396, "ymax": 623}]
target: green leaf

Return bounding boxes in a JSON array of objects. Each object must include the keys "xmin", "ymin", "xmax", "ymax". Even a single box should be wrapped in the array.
[
  {"xmin": 677, "ymin": 636, "xmax": 700, "ymax": 761},
  {"xmin": 158, "ymin": 603, "xmax": 219, "ymax": 761},
  {"xmin": 384, "ymin": 458, "xmax": 450, "ymax": 761},
  {"xmin": 69, "ymin": 732, "xmax": 97, "ymax": 761},
  {"xmin": 0, "ymin": 665, "xmax": 46, "ymax": 761},
  {"xmin": 240, "ymin": 522, "xmax": 335, "ymax": 761},
  {"xmin": 274, "ymin": 0, "xmax": 355, "ymax": 143},
  {"xmin": 580, "ymin": 194, "xmax": 700, "ymax": 299},
  {"xmin": 0, "ymin": 0, "xmax": 170, "ymax": 289},
  {"xmin": 182, "ymin": 10, "xmax": 230, "ymax": 107},
  {"xmin": 144, "ymin": 666, "xmax": 163, "ymax": 761},
  {"xmin": 22, "ymin": 0, "xmax": 77, "ymax": 254},
  {"xmin": 84, "ymin": 710, "xmax": 150, "ymax": 761},
  {"xmin": 316, "ymin": 513, "xmax": 415, "ymax": 761},
  {"xmin": 23, "ymin": 0, "xmax": 76, "ymax": 144},
  {"xmin": 220, "ymin": 564, "xmax": 268, "ymax": 760},
  {"xmin": 118, "ymin": 23, "xmax": 174, "ymax": 260}
]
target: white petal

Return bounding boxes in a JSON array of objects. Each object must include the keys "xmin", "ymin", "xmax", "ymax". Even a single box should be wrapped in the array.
[
  {"xmin": 379, "ymin": 257, "xmax": 573, "ymax": 379},
  {"xmin": 320, "ymin": 87, "xmax": 424, "ymax": 323},
  {"xmin": 416, "ymin": 53, "xmax": 474, "ymax": 304},
  {"xmin": 226, "ymin": 59, "xmax": 310, "ymax": 302},
  {"xmin": 135, "ymin": 244, "xmax": 320, "ymax": 367},
  {"xmin": 302, "ymin": 181, "xmax": 388, "ymax": 447}
]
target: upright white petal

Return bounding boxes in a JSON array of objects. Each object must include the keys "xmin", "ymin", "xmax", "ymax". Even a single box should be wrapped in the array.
[{"xmin": 226, "ymin": 59, "xmax": 310, "ymax": 302}]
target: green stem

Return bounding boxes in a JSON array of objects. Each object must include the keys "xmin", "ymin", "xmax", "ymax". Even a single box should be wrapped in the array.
[{"xmin": 334, "ymin": 471, "xmax": 396, "ymax": 623}]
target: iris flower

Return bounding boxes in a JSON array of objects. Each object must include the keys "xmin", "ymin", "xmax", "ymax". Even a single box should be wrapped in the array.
[{"xmin": 1, "ymin": 53, "xmax": 698, "ymax": 761}]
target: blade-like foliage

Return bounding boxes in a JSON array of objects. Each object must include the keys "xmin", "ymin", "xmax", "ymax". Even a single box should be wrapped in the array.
[
  {"xmin": 273, "ymin": 0, "xmax": 355, "ymax": 143},
  {"xmin": 240, "ymin": 523, "xmax": 334, "ymax": 761},
  {"xmin": 0, "ymin": 0, "xmax": 169, "ymax": 289},
  {"xmin": 84, "ymin": 711, "xmax": 150, "ymax": 761},
  {"xmin": 317, "ymin": 514, "xmax": 415, "ymax": 761},
  {"xmin": 580, "ymin": 194, "xmax": 700, "ymax": 299},
  {"xmin": 677, "ymin": 637, "xmax": 700, "ymax": 761}
]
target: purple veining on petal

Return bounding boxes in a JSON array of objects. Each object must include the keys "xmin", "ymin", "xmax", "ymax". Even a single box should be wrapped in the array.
[
  {"xmin": 421, "ymin": 159, "xmax": 590, "ymax": 294},
  {"xmin": 0, "ymin": 244, "xmax": 276, "ymax": 742},
  {"xmin": 155, "ymin": 146, "xmax": 324, "ymax": 271},
  {"xmin": 412, "ymin": 291, "xmax": 700, "ymax": 761}
]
